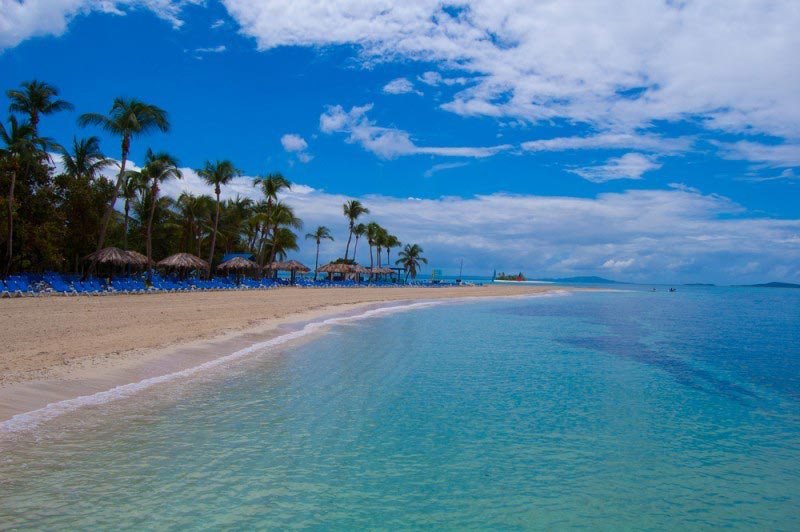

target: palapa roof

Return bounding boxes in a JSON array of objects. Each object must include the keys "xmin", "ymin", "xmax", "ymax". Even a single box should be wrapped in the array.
[
  {"xmin": 85, "ymin": 247, "xmax": 140, "ymax": 266},
  {"xmin": 283, "ymin": 259, "xmax": 311, "ymax": 273},
  {"xmin": 351, "ymin": 264, "xmax": 370, "ymax": 274},
  {"xmin": 157, "ymin": 252, "xmax": 210, "ymax": 270},
  {"xmin": 125, "ymin": 250, "xmax": 154, "ymax": 267},
  {"xmin": 316, "ymin": 262, "xmax": 354, "ymax": 274},
  {"xmin": 265, "ymin": 260, "xmax": 311, "ymax": 273},
  {"xmin": 218, "ymin": 256, "xmax": 260, "ymax": 270},
  {"xmin": 369, "ymin": 267, "xmax": 395, "ymax": 274}
]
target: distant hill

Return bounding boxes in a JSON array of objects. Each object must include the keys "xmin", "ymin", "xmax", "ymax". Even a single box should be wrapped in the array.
[
  {"xmin": 533, "ymin": 276, "xmax": 620, "ymax": 284},
  {"xmin": 738, "ymin": 282, "xmax": 800, "ymax": 289}
]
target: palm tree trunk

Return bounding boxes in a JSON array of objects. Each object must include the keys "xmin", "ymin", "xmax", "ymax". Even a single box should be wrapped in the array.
[
  {"xmin": 96, "ymin": 134, "xmax": 130, "ymax": 253},
  {"xmin": 5, "ymin": 169, "xmax": 16, "ymax": 275},
  {"xmin": 122, "ymin": 201, "xmax": 130, "ymax": 250},
  {"xmin": 207, "ymin": 192, "xmax": 221, "ymax": 279},
  {"xmin": 314, "ymin": 240, "xmax": 320, "ymax": 281},
  {"xmin": 344, "ymin": 227, "xmax": 353, "ymax": 261},
  {"xmin": 146, "ymin": 183, "xmax": 157, "ymax": 283},
  {"xmin": 353, "ymin": 236, "xmax": 360, "ymax": 262}
]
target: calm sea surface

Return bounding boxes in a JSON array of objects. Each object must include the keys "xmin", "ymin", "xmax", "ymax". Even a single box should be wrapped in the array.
[{"xmin": 1, "ymin": 287, "xmax": 799, "ymax": 529}]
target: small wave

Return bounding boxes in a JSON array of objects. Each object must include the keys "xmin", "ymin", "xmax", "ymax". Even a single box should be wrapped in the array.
[{"xmin": 0, "ymin": 301, "xmax": 442, "ymax": 433}]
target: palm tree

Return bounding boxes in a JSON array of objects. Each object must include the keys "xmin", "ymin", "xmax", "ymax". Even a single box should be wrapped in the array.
[
  {"xmin": 342, "ymin": 199, "xmax": 369, "ymax": 260},
  {"xmin": 305, "ymin": 226, "xmax": 334, "ymax": 280},
  {"xmin": 120, "ymin": 171, "xmax": 145, "ymax": 251},
  {"xmin": 266, "ymin": 201, "xmax": 302, "ymax": 273},
  {"xmin": 134, "ymin": 149, "xmax": 181, "ymax": 280},
  {"xmin": 267, "ymin": 227, "xmax": 299, "ymax": 262},
  {"xmin": 366, "ymin": 222, "xmax": 382, "ymax": 270},
  {"xmin": 352, "ymin": 222, "xmax": 367, "ymax": 263},
  {"xmin": 7, "ymin": 80, "xmax": 73, "ymax": 136},
  {"xmin": 253, "ymin": 173, "xmax": 291, "ymax": 264},
  {"xmin": 0, "ymin": 116, "xmax": 46, "ymax": 274},
  {"xmin": 78, "ymin": 98, "xmax": 169, "ymax": 253},
  {"xmin": 374, "ymin": 226, "xmax": 389, "ymax": 268},
  {"xmin": 384, "ymin": 234, "xmax": 401, "ymax": 266},
  {"xmin": 58, "ymin": 136, "xmax": 111, "ymax": 181},
  {"xmin": 396, "ymin": 243, "xmax": 427, "ymax": 281},
  {"xmin": 196, "ymin": 160, "xmax": 241, "ymax": 272}
]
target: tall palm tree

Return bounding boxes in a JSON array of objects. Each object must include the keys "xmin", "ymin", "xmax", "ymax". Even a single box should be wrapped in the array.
[
  {"xmin": 352, "ymin": 222, "xmax": 367, "ymax": 263},
  {"xmin": 374, "ymin": 226, "xmax": 389, "ymax": 268},
  {"xmin": 0, "ymin": 116, "xmax": 46, "ymax": 274},
  {"xmin": 396, "ymin": 244, "xmax": 427, "ymax": 281},
  {"xmin": 366, "ymin": 221, "xmax": 382, "ymax": 270},
  {"xmin": 120, "ymin": 171, "xmax": 145, "ymax": 251},
  {"xmin": 78, "ymin": 98, "xmax": 169, "ymax": 253},
  {"xmin": 384, "ymin": 234, "xmax": 401, "ymax": 266},
  {"xmin": 134, "ymin": 149, "xmax": 181, "ymax": 280},
  {"xmin": 196, "ymin": 160, "xmax": 241, "ymax": 272},
  {"xmin": 58, "ymin": 136, "xmax": 111, "ymax": 181},
  {"xmin": 342, "ymin": 199, "xmax": 369, "ymax": 261},
  {"xmin": 7, "ymin": 80, "xmax": 73, "ymax": 136},
  {"xmin": 305, "ymin": 226, "xmax": 334, "ymax": 280},
  {"xmin": 266, "ymin": 201, "xmax": 302, "ymax": 272},
  {"xmin": 253, "ymin": 173, "xmax": 291, "ymax": 264}
]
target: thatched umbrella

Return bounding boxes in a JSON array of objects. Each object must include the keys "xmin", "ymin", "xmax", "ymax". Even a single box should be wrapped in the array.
[
  {"xmin": 85, "ymin": 247, "xmax": 139, "ymax": 266},
  {"xmin": 125, "ymin": 250, "xmax": 154, "ymax": 267},
  {"xmin": 218, "ymin": 256, "xmax": 259, "ymax": 285},
  {"xmin": 283, "ymin": 259, "xmax": 311, "ymax": 273},
  {"xmin": 157, "ymin": 253, "xmax": 209, "ymax": 279},
  {"xmin": 218, "ymin": 256, "xmax": 259, "ymax": 271},
  {"xmin": 316, "ymin": 262, "xmax": 358, "ymax": 281}
]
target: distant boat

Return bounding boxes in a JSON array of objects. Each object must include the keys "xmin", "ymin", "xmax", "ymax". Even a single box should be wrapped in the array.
[{"xmin": 669, "ymin": 288, "xmax": 677, "ymax": 292}]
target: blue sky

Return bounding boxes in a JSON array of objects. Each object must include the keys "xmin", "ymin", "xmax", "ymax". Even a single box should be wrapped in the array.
[{"xmin": 1, "ymin": 1, "xmax": 799, "ymax": 283}]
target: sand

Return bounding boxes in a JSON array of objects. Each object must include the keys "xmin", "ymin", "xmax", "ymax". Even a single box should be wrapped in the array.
[{"xmin": 0, "ymin": 284, "xmax": 567, "ymax": 422}]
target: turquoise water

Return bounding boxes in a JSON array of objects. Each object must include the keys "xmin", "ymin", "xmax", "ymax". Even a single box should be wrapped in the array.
[{"xmin": 1, "ymin": 288, "xmax": 799, "ymax": 529}]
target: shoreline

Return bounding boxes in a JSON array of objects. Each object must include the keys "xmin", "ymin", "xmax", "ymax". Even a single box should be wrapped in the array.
[{"xmin": 0, "ymin": 285, "xmax": 571, "ymax": 425}]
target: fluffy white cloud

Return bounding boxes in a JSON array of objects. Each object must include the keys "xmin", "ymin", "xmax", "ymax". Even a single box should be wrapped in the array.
[
  {"xmin": 570, "ymin": 153, "xmax": 662, "ymax": 183},
  {"xmin": 418, "ymin": 71, "xmax": 468, "ymax": 86},
  {"xmin": 0, "ymin": 0, "xmax": 199, "ymax": 49},
  {"xmin": 382, "ymin": 77, "xmax": 421, "ymax": 95},
  {"xmin": 319, "ymin": 104, "xmax": 511, "ymax": 159},
  {"xmin": 280, "ymin": 133, "xmax": 312, "ymax": 163},
  {"xmin": 219, "ymin": 0, "xmax": 800, "ymax": 142}
]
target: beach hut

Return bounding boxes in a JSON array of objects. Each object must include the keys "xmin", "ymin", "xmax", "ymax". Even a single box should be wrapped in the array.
[
  {"xmin": 217, "ymin": 256, "xmax": 260, "ymax": 285},
  {"xmin": 157, "ymin": 253, "xmax": 210, "ymax": 279},
  {"xmin": 84, "ymin": 246, "xmax": 144, "ymax": 280},
  {"xmin": 282, "ymin": 259, "xmax": 311, "ymax": 284},
  {"xmin": 85, "ymin": 247, "xmax": 140, "ymax": 267},
  {"xmin": 124, "ymin": 250, "xmax": 154, "ymax": 267}
]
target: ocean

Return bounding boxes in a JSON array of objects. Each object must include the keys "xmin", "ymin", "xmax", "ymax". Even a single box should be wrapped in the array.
[{"xmin": 1, "ymin": 287, "xmax": 799, "ymax": 528}]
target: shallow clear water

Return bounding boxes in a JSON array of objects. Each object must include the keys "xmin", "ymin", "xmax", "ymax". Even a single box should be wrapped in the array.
[{"xmin": 1, "ymin": 288, "xmax": 799, "ymax": 529}]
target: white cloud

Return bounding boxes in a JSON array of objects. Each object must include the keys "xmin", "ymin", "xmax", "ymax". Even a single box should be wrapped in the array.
[
  {"xmin": 569, "ymin": 153, "xmax": 662, "ymax": 183},
  {"xmin": 210, "ymin": 18, "xmax": 225, "ymax": 29},
  {"xmin": 382, "ymin": 77, "xmax": 421, "ymax": 95},
  {"xmin": 418, "ymin": 71, "xmax": 468, "ymax": 86},
  {"xmin": 602, "ymin": 258, "xmax": 635, "ymax": 272},
  {"xmin": 424, "ymin": 162, "xmax": 468, "ymax": 178},
  {"xmin": 716, "ymin": 140, "xmax": 800, "ymax": 168},
  {"xmin": 217, "ymin": 0, "xmax": 800, "ymax": 142},
  {"xmin": 280, "ymin": 133, "xmax": 312, "ymax": 163},
  {"xmin": 194, "ymin": 44, "xmax": 226, "ymax": 53},
  {"xmin": 0, "ymin": 0, "xmax": 201, "ymax": 49},
  {"xmin": 522, "ymin": 133, "xmax": 692, "ymax": 154},
  {"xmin": 319, "ymin": 104, "xmax": 511, "ymax": 159}
]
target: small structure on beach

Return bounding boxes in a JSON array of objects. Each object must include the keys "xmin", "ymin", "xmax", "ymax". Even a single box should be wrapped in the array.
[
  {"xmin": 85, "ymin": 247, "xmax": 142, "ymax": 267},
  {"xmin": 157, "ymin": 253, "xmax": 210, "ymax": 279},
  {"xmin": 265, "ymin": 259, "xmax": 311, "ymax": 283},
  {"xmin": 217, "ymin": 256, "xmax": 260, "ymax": 284}
]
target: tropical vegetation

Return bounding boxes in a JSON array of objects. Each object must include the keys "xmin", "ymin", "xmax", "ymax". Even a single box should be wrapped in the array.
[{"xmin": 0, "ymin": 80, "xmax": 430, "ymax": 282}]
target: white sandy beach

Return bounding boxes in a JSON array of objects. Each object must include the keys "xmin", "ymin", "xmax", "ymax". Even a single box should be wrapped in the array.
[{"xmin": 0, "ymin": 284, "xmax": 569, "ymax": 422}]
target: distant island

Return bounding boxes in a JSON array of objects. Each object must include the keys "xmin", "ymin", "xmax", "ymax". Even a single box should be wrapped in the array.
[
  {"xmin": 684, "ymin": 283, "xmax": 715, "ymax": 286},
  {"xmin": 495, "ymin": 272, "xmax": 527, "ymax": 281},
  {"xmin": 737, "ymin": 282, "xmax": 800, "ymax": 289},
  {"xmin": 533, "ymin": 276, "xmax": 620, "ymax": 284}
]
